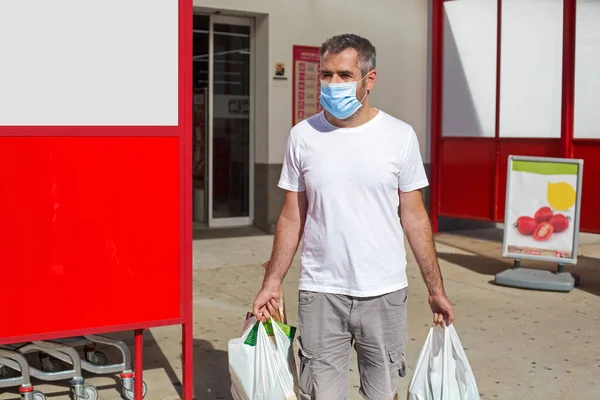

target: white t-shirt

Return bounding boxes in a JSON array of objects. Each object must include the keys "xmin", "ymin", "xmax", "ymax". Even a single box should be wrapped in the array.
[{"xmin": 278, "ymin": 110, "xmax": 429, "ymax": 297}]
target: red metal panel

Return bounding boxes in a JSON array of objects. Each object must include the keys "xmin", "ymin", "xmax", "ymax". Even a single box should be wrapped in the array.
[
  {"xmin": 439, "ymin": 138, "xmax": 496, "ymax": 220},
  {"xmin": 573, "ymin": 140, "xmax": 600, "ymax": 233},
  {"xmin": 495, "ymin": 139, "xmax": 562, "ymax": 221},
  {"xmin": 430, "ymin": 0, "xmax": 444, "ymax": 232},
  {"xmin": 0, "ymin": 137, "xmax": 181, "ymax": 342},
  {"xmin": 0, "ymin": 126, "xmax": 180, "ymax": 137},
  {"xmin": 0, "ymin": 1, "xmax": 193, "ymax": 396}
]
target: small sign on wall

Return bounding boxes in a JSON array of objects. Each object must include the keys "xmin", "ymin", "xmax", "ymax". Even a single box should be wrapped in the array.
[{"xmin": 273, "ymin": 62, "xmax": 287, "ymax": 80}]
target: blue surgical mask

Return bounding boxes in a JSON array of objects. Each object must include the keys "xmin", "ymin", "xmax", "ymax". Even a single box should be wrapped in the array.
[{"xmin": 320, "ymin": 75, "xmax": 368, "ymax": 120}]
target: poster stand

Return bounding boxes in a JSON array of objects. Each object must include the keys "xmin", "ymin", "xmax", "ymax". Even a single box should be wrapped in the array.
[
  {"xmin": 495, "ymin": 156, "xmax": 584, "ymax": 292},
  {"xmin": 495, "ymin": 259, "xmax": 580, "ymax": 292}
]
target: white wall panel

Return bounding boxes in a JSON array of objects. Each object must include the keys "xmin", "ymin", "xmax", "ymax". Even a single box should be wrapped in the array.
[
  {"xmin": 442, "ymin": 0, "xmax": 497, "ymax": 138},
  {"xmin": 499, "ymin": 0, "xmax": 563, "ymax": 138},
  {"xmin": 574, "ymin": 0, "xmax": 600, "ymax": 139},
  {"xmin": 0, "ymin": 0, "xmax": 178, "ymax": 126},
  {"xmin": 195, "ymin": 0, "xmax": 429, "ymax": 163}
]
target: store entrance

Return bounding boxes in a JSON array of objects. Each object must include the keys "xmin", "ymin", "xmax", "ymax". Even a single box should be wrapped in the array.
[{"xmin": 192, "ymin": 14, "xmax": 253, "ymax": 227}]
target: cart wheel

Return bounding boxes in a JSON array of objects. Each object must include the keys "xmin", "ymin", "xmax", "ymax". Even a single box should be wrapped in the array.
[
  {"xmin": 50, "ymin": 358, "xmax": 64, "ymax": 372},
  {"xmin": 0, "ymin": 365, "xmax": 17, "ymax": 379},
  {"xmin": 92, "ymin": 351, "xmax": 108, "ymax": 366},
  {"xmin": 121, "ymin": 380, "xmax": 147, "ymax": 400},
  {"xmin": 40, "ymin": 357, "xmax": 64, "ymax": 373},
  {"xmin": 83, "ymin": 384, "xmax": 98, "ymax": 400},
  {"xmin": 32, "ymin": 390, "xmax": 47, "ymax": 400}
]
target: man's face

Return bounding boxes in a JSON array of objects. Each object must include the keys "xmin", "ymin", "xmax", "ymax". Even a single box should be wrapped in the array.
[{"xmin": 320, "ymin": 48, "xmax": 375, "ymax": 99}]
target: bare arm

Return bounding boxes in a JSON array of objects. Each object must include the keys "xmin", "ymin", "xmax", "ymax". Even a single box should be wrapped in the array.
[
  {"xmin": 400, "ymin": 189, "xmax": 454, "ymax": 326},
  {"xmin": 264, "ymin": 190, "xmax": 308, "ymax": 285},
  {"xmin": 253, "ymin": 190, "xmax": 307, "ymax": 321},
  {"xmin": 399, "ymin": 189, "xmax": 444, "ymax": 296}
]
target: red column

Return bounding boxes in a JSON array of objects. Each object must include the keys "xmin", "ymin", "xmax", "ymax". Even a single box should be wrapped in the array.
[
  {"xmin": 181, "ymin": 0, "xmax": 195, "ymax": 398},
  {"xmin": 430, "ymin": 0, "xmax": 444, "ymax": 233},
  {"xmin": 560, "ymin": 0, "xmax": 576, "ymax": 159},
  {"xmin": 134, "ymin": 329, "xmax": 144, "ymax": 400},
  {"xmin": 493, "ymin": 0, "xmax": 503, "ymax": 221}
]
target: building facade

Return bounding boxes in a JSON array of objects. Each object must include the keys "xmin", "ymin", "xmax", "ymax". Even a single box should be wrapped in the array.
[
  {"xmin": 193, "ymin": 0, "xmax": 600, "ymax": 234},
  {"xmin": 193, "ymin": 0, "xmax": 431, "ymax": 232}
]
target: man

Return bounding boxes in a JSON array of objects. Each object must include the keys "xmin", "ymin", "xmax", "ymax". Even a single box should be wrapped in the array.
[{"xmin": 252, "ymin": 33, "xmax": 454, "ymax": 400}]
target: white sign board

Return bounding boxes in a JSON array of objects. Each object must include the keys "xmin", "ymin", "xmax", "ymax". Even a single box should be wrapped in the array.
[
  {"xmin": 0, "ymin": 0, "xmax": 178, "ymax": 126},
  {"xmin": 503, "ymin": 156, "xmax": 583, "ymax": 264}
]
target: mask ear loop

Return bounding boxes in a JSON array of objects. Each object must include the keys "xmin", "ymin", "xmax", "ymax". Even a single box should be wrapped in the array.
[
  {"xmin": 359, "ymin": 90, "xmax": 369, "ymax": 103},
  {"xmin": 358, "ymin": 73, "xmax": 371, "ymax": 103}
]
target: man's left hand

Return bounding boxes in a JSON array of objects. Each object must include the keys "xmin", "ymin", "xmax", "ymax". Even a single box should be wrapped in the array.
[{"xmin": 429, "ymin": 294, "xmax": 454, "ymax": 328}]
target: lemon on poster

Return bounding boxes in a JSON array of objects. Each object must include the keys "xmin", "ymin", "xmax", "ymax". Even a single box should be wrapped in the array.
[{"xmin": 547, "ymin": 182, "xmax": 576, "ymax": 211}]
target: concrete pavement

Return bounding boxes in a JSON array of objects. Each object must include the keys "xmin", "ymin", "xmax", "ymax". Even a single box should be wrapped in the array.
[{"xmin": 1, "ymin": 227, "xmax": 599, "ymax": 399}]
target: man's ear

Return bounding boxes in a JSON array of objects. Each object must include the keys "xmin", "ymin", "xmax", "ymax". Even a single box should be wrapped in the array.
[{"xmin": 366, "ymin": 70, "xmax": 377, "ymax": 91}]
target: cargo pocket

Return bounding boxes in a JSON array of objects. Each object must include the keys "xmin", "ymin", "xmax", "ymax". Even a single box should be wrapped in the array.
[
  {"xmin": 297, "ymin": 338, "xmax": 315, "ymax": 395},
  {"xmin": 386, "ymin": 342, "xmax": 407, "ymax": 379}
]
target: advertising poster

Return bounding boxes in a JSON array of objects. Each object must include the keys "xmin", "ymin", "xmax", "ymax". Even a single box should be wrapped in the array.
[
  {"xmin": 503, "ymin": 156, "xmax": 584, "ymax": 264},
  {"xmin": 292, "ymin": 45, "xmax": 322, "ymax": 126}
]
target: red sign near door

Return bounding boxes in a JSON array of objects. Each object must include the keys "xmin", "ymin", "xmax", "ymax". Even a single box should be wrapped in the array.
[{"xmin": 292, "ymin": 45, "xmax": 321, "ymax": 127}]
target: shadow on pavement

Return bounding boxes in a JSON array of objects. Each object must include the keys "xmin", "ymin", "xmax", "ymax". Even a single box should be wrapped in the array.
[
  {"xmin": 193, "ymin": 339, "xmax": 231, "ymax": 400},
  {"xmin": 116, "ymin": 330, "xmax": 192, "ymax": 398},
  {"xmin": 193, "ymin": 227, "xmax": 269, "ymax": 241},
  {"xmin": 80, "ymin": 332, "xmax": 232, "ymax": 399},
  {"xmin": 437, "ymin": 252, "xmax": 509, "ymax": 276},
  {"xmin": 442, "ymin": 228, "xmax": 505, "ymax": 243},
  {"xmin": 436, "ymin": 251, "xmax": 600, "ymax": 297}
]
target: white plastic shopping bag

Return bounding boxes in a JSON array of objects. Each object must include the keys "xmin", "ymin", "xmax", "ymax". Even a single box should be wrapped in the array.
[
  {"xmin": 408, "ymin": 325, "xmax": 480, "ymax": 400},
  {"xmin": 228, "ymin": 316, "xmax": 298, "ymax": 400}
]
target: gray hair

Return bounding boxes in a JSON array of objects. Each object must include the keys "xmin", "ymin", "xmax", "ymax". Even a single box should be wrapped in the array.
[{"xmin": 320, "ymin": 33, "xmax": 377, "ymax": 76}]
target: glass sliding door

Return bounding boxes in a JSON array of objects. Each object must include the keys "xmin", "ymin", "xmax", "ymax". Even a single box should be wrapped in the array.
[
  {"xmin": 192, "ymin": 14, "xmax": 210, "ymax": 223},
  {"xmin": 208, "ymin": 15, "xmax": 254, "ymax": 227}
]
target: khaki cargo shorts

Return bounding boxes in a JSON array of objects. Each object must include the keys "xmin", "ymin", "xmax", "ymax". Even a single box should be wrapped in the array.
[{"xmin": 297, "ymin": 287, "xmax": 408, "ymax": 400}]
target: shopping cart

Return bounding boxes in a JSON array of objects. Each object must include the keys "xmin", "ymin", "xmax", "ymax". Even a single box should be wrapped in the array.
[
  {"xmin": 6, "ymin": 335, "xmax": 147, "ymax": 400},
  {"xmin": 38, "ymin": 336, "xmax": 108, "ymax": 372},
  {"xmin": 0, "ymin": 348, "xmax": 48, "ymax": 400},
  {"xmin": 54, "ymin": 335, "xmax": 147, "ymax": 400},
  {"xmin": 2, "ymin": 341, "xmax": 98, "ymax": 400}
]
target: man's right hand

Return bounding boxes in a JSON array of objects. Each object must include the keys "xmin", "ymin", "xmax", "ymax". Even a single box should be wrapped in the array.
[{"xmin": 252, "ymin": 280, "xmax": 281, "ymax": 323}]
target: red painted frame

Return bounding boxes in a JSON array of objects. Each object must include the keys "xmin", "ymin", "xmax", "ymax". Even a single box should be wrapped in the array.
[
  {"xmin": 0, "ymin": 0, "xmax": 194, "ymax": 398},
  {"xmin": 181, "ymin": 1, "xmax": 194, "ymax": 398},
  {"xmin": 430, "ymin": 0, "xmax": 443, "ymax": 233},
  {"xmin": 430, "ymin": 0, "xmax": 600, "ymax": 234}
]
